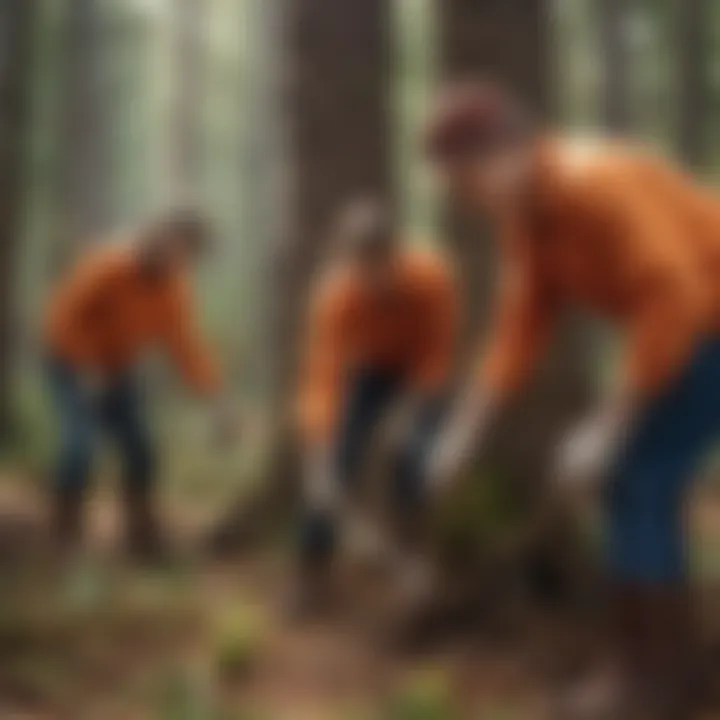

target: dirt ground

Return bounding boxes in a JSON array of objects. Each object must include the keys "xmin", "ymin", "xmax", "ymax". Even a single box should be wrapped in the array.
[{"xmin": 0, "ymin": 476, "xmax": 719, "ymax": 720}]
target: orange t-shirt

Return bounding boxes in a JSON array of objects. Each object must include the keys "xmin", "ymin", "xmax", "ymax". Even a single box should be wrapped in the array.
[
  {"xmin": 44, "ymin": 241, "xmax": 221, "ymax": 394},
  {"xmin": 297, "ymin": 247, "xmax": 458, "ymax": 442},
  {"xmin": 480, "ymin": 137, "xmax": 720, "ymax": 401}
]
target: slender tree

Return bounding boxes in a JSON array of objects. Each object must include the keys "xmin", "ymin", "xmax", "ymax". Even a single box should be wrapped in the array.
[
  {"xmin": 0, "ymin": 0, "xmax": 36, "ymax": 439},
  {"xmin": 211, "ymin": 0, "xmax": 392, "ymax": 550},
  {"xmin": 599, "ymin": 0, "xmax": 632, "ymax": 132},
  {"xmin": 168, "ymin": 0, "xmax": 205, "ymax": 194},
  {"xmin": 56, "ymin": 0, "xmax": 112, "ymax": 256},
  {"xmin": 676, "ymin": 0, "xmax": 708, "ymax": 169}
]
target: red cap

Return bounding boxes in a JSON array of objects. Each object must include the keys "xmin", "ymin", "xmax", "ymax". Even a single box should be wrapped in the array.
[{"xmin": 424, "ymin": 81, "xmax": 520, "ymax": 160}]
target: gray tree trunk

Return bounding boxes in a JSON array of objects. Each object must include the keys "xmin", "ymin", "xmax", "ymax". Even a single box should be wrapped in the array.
[
  {"xmin": 676, "ymin": 0, "xmax": 708, "ymax": 169},
  {"xmin": 56, "ymin": 0, "xmax": 112, "ymax": 257},
  {"xmin": 599, "ymin": 0, "xmax": 631, "ymax": 132},
  {"xmin": 168, "ymin": 0, "xmax": 205, "ymax": 196},
  {"xmin": 0, "ymin": 0, "xmax": 36, "ymax": 439},
  {"xmin": 210, "ymin": 0, "xmax": 392, "ymax": 551}
]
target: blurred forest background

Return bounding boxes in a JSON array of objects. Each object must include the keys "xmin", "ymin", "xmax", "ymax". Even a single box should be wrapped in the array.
[
  {"xmin": 2, "ymin": 0, "xmax": 720, "ymax": 718},
  {"xmin": 4, "ymin": 0, "xmax": 720, "ymax": 487}
]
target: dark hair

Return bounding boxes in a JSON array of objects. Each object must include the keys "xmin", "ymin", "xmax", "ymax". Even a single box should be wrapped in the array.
[
  {"xmin": 425, "ymin": 80, "xmax": 532, "ymax": 161},
  {"xmin": 332, "ymin": 197, "xmax": 395, "ymax": 258},
  {"xmin": 150, "ymin": 206, "xmax": 213, "ymax": 254}
]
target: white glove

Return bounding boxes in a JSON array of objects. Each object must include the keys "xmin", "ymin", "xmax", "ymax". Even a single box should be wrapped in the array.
[
  {"xmin": 426, "ymin": 387, "xmax": 494, "ymax": 496},
  {"xmin": 555, "ymin": 400, "xmax": 633, "ymax": 492}
]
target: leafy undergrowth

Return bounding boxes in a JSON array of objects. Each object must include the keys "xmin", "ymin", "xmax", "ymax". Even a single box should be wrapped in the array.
[{"xmin": 0, "ymin": 478, "xmax": 719, "ymax": 719}]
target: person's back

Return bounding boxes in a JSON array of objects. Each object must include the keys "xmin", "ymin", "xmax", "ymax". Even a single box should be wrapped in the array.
[
  {"xmin": 44, "ymin": 237, "xmax": 218, "ymax": 392},
  {"xmin": 521, "ymin": 137, "xmax": 720, "ymax": 324}
]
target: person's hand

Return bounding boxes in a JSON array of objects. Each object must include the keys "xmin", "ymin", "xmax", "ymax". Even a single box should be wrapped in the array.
[
  {"xmin": 209, "ymin": 395, "xmax": 242, "ymax": 448},
  {"xmin": 555, "ymin": 398, "xmax": 634, "ymax": 492},
  {"xmin": 426, "ymin": 386, "xmax": 495, "ymax": 497}
]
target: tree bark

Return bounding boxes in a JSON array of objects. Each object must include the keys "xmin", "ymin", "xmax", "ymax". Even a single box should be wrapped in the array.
[
  {"xmin": 0, "ymin": 0, "xmax": 36, "ymax": 440},
  {"xmin": 676, "ymin": 0, "xmax": 708, "ymax": 169},
  {"xmin": 599, "ymin": 0, "xmax": 631, "ymax": 132},
  {"xmin": 437, "ymin": 0, "xmax": 594, "ymax": 590},
  {"xmin": 168, "ymin": 0, "xmax": 205, "ymax": 195},
  {"xmin": 210, "ymin": 0, "xmax": 392, "ymax": 552},
  {"xmin": 56, "ymin": 0, "xmax": 112, "ymax": 257},
  {"xmin": 440, "ymin": 0, "xmax": 591, "ymax": 485}
]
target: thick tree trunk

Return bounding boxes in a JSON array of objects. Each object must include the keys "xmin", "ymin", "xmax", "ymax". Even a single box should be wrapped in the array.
[
  {"xmin": 0, "ymin": 0, "xmax": 36, "ymax": 440},
  {"xmin": 676, "ymin": 0, "xmax": 708, "ymax": 169},
  {"xmin": 210, "ymin": 0, "xmax": 392, "ymax": 552},
  {"xmin": 56, "ymin": 0, "xmax": 112, "ymax": 256},
  {"xmin": 440, "ymin": 0, "xmax": 590, "ymax": 488},
  {"xmin": 437, "ymin": 0, "xmax": 595, "ymax": 592},
  {"xmin": 599, "ymin": 0, "xmax": 631, "ymax": 132}
]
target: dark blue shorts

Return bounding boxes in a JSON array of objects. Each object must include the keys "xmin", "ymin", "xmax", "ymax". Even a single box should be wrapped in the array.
[{"xmin": 605, "ymin": 338, "xmax": 720, "ymax": 584}]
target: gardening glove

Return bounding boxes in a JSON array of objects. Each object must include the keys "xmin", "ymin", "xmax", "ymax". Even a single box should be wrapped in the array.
[
  {"xmin": 426, "ymin": 385, "xmax": 496, "ymax": 497},
  {"xmin": 555, "ymin": 398, "xmax": 634, "ymax": 492}
]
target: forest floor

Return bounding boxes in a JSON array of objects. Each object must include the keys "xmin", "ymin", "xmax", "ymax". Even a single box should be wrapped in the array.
[{"xmin": 1, "ymin": 474, "xmax": 720, "ymax": 720}]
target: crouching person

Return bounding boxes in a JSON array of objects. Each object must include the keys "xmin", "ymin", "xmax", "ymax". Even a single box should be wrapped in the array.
[
  {"xmin": 44, "ymin": 209, "xmax": 233, "ymax": 557},
  {"xmin": 425, "ymin": 81, "xmax": 720, "ymax": 718},
  {"xmin": 293, "ymin": 200, "xmax": 458, "ymax": 616}
]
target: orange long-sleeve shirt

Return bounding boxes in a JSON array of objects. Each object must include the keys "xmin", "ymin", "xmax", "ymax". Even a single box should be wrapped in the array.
[
  {"xmin": 297, "ymin": 247, "xmax": 458, "ymax": 443},
  {"xmin": 44, "ymin": 241, "xmax": 221, "ymax": 395},
  {"xmin": 480, "ymin": 137, "xmax": 720, "ymax": 401}
]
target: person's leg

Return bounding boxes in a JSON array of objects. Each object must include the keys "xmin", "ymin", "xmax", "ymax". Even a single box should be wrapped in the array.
[
  {"xmin": 391, "ymin": 396, "xmax": 445, "ymax": 547},
  {"xmin": 99, "ymin": 374, "xmax": 159, "ymax": 556},
  {"xmin": 601, "ymin": 339, "xmax": 720, "ymax": 718},
  {"xmin": 46, "ymin": 359, "xmax": 96, "ymax": 546},
  {"xmin": 296, "ymin": 368, "xmax": 399, "ymax": 609}
]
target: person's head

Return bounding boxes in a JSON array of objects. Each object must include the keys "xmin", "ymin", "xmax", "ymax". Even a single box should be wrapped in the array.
[
  {"xmin": 425, "ymin": 80, "xmax": 536, "ymax": 215},
  {"xmin": 138, "ymin": 206, "xmax": 213, "ymax": 277},
  {"xmin": 332, "ymin": 198, "xmax": 398, "ymax": 292}
]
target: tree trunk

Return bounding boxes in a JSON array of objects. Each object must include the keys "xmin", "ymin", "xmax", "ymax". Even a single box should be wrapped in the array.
[
  {"xmin": 55, "ymin": 0, "xmax": 112, "ymax": 262},
  {"xmin": 438, "ymin": 0, "xmax": 595, "ymax": 592},
  {"xmin": 599, "ymin": 0, "xmax": 631, "ymax": 132},
  {"xmin": 0, "ymin": 0, "xmax": 36, "ymax": 440},
  {"xmin": 676, "ymin": 0, "xmax": 708, "ymax": 169},
  {"xmin": 168, "ymin": 0, "xmax": 205, "ymax": 195},
  {"xmin": 210, "ymin": 0, "xmax": 392, "ymax": 552}
]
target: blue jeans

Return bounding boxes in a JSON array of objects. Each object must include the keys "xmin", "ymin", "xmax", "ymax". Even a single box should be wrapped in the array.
[
  {"xmin": 47, "ymin": 358, "xmax": 155, "ymax": 498},
  {"xmin": 605, "ymin": 337, "xmax": 720, "ymax": 584},
  {"xmin": 301, "ymin": 367, "xmax": 446, "ymax": 565}
]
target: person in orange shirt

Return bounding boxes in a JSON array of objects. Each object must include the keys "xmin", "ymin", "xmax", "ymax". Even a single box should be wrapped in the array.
[
  {"xmin": 424, "ymin": 81, "xmax": 720, "ymax": 718},
  {"xmin": 294, "ymin": 199, "xmax": 458, "ymax": 614},
  {"xmin": 44, "ymin": 209, "xmax": 233, "ymax": 557}
]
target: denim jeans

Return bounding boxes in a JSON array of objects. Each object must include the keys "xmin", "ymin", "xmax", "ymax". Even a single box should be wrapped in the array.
[
  {"xmin": 300, "ymin": 366, "xmax": 445, "ymax": 565},
  {"xmin": 47, "ymin": 357, "xmax": 155, "ymax": 498},
  {"xmin": 605, "ymin": 337, "xmax": 720, "ymax": 584}
]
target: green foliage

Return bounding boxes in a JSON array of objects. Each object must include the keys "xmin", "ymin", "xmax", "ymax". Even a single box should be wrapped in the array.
[
  {"xmin": 384, "ymin": 668, "xmax": 460, "ymax": 720},
  {"xmin": 155, "ymin": 665, "xmax": 218, "ymax": 720},
  {"xmin": 211, "ymin": 602, "xmax": 268, "ymax": 680},
  {"xmin": 433, "ymin": 465, "xmax": 522, "ymax": 564}
]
